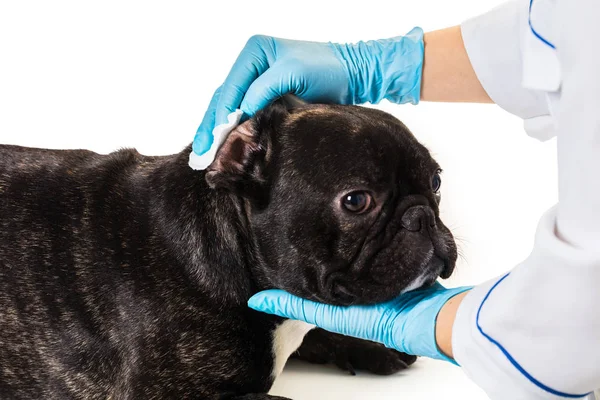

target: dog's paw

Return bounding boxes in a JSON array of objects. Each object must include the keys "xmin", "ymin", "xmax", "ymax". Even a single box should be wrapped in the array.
[
  {"xmin": 294, "ymin": 328, "xmax": 417, "ymax": 376},
  {"xmin": 334, "ymin": 341, "xmax": 417, "ymax": 376}
]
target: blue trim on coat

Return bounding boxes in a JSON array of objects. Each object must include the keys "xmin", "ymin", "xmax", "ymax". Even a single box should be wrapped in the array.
[{"xmin": 476, "ymin": 273, "xmax": 590, "ymax": 398}]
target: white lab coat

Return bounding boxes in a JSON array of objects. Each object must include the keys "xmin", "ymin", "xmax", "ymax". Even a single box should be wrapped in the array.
[{"xmin": 454, "ymin": 0, "xmax": 600, "ymax": 399}]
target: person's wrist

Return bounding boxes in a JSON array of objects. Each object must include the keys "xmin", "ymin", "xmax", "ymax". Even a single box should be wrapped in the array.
[{"xmin": 435, "ymin": 290, "xmax": 471, "ymax": 360}]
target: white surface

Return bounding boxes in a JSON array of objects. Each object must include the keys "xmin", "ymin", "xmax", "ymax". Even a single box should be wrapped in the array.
[
  {"xmin": 271, "ymin": 358, "xmax": 488, "ymax": 399},
  {"xmin": 0, "ymin": 1, "xmax": 558, "ymax": 399}
]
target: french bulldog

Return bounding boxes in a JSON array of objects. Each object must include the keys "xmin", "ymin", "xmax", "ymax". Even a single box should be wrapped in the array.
[{"xmin": 0, "ymin": 99, "xmax": 457, "ymax": 399}]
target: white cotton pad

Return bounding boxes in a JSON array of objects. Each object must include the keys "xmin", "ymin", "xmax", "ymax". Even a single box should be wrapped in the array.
[{"xmin": 188, "ymin": 109, "xmax": 244, "ymax": 170}]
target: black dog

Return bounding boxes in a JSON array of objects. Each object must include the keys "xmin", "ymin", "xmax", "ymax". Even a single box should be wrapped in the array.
[{"xmin": 0, "ymin": 100, "xmax": 456, "ymax": 399}]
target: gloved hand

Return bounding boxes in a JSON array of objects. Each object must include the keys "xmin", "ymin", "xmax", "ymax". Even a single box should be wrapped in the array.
[
  {"xmin": 193, "ymin": 28, "xmax": 424, "ymax": 156},
  {"xmin": 248, "ymin": 282, "xmax": 471, "ymax": 364}
]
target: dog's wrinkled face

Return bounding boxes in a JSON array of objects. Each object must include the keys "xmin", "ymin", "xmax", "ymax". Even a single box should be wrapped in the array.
[{"xmin": 206, "ymin": 102, "xmax": 457, "ymax": 306}]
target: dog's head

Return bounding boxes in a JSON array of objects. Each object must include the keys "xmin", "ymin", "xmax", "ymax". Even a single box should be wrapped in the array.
[{"xmin": 206, "ymin": 100, "xmax": 457, "ymax": 305}]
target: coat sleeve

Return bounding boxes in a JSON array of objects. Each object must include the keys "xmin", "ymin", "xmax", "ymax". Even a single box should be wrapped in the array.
[
  {"xmin": 453, "ymin": 0, "xmax": 600, "ymax": 399},
  {"xmin": 461, "ymin": 0, "xmax": 555, "ymax": 140}
]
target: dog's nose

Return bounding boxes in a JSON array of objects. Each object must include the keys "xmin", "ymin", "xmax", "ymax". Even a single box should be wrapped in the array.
[{"xmin": 401, "ymin": 205, "xmax": 436, "ymax": 232}]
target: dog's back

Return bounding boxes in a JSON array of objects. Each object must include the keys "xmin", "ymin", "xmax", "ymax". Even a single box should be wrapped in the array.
[
  {"xmin": 0, "ymin": 145, "xmax": 281, "ymax": 399},
  {"xmin": 0, "ymin": 145, "xmax": 153, "ymax": 398}
]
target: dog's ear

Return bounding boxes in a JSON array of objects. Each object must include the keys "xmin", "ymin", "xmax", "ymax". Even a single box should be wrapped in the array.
[{"xmin": 205, "ymin": 101, "xmax": 288, "ymax": 198}]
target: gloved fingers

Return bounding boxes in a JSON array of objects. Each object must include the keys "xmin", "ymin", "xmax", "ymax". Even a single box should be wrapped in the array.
[
  {"xmin": 193, "ymin": 85, "xmax": 221, "ymax": 154},
  {"xmin": 247, "ymin": 290, "xmax": 387, "ymax": 343},
  {"xmin": 247, "ymin": 290, "xmax": 356, "ymax": 333},
  {"xmin": 215, "ymin": 35, "xmax": 276, "ymax": 126},
  {"xmin": 248, "ymin": 289, "xmax": 324, "ymax": 324},
  {"xmin": 239, "ymin": 62, "xmax": 297, "ymax": 116}
]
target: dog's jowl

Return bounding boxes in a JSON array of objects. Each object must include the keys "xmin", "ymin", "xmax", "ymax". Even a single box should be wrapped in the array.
[{"xmin": 0, "ymin": 101, "xmax": 456, "ymax": 399}]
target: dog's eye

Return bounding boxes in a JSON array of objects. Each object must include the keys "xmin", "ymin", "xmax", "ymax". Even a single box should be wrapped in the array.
[
  {"xmin": 432, "ymin": 170, "xmax": 442, "ymax": 193},
  {"xmin": 341, "ymin": 191, "xmax": 372, "ymax": 214}
]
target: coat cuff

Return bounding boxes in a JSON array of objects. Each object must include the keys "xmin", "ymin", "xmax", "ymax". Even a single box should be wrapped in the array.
[{"xmin": 452, "ymin": 276, "xmax": 573, "ymax": 400}]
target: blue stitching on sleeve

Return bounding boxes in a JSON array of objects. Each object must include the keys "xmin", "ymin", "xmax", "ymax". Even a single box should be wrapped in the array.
[
  {"xmin": 529, "ymin": 0, "xmax": 556, "ymax": 49},
  {"xmin": 476, "ymin": 273, "xmax": 590, "ymax": 398}
]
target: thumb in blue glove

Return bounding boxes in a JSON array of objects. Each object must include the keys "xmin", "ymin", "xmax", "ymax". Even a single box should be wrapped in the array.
[
  {"xmin": 194, "ymin": 28, "xmax": 424, "ymax": 157},
  {"xmin": 247, "ymin": 282, "xmax": 471, "ymax": 365}
]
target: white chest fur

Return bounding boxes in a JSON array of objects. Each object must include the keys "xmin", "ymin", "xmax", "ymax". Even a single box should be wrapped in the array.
[{"xmin": 271, "ymin": 320, "xmax": 315, "ymax": 378}]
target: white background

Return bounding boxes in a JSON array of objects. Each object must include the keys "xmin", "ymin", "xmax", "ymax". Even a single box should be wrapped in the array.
[{"xmin": 0, "ymin": 1, "xmax": 559, "ymax": 399}]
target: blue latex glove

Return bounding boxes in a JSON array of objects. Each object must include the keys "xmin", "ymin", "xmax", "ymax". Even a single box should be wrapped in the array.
[
  {"xmin": 248, "ymin": 282, "xmax": 472, "ymax": 364},
  {"xmin": 193, "ymin": 28, "xmax": 424, "ymax": 156}
]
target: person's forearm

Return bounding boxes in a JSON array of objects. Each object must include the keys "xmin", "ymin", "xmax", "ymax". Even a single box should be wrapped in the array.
[
  {"xmin": 435, "ymin": 290, "xmax": 470, "ymax": 359},
  {"xmin": 421, "ymin": 26, "xmax": 492, "ymax": 103}
]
